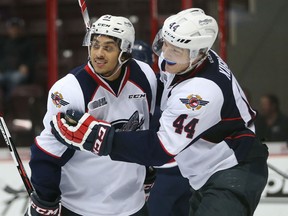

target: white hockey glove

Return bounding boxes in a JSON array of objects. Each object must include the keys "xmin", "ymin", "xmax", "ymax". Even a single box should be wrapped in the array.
[
  {"xmin": 144, "ymin": 166, "xmax": 157, "ymax": 202},
  {"xmin": 25, "ymin": 191, "xmax": 61, "ymax": 216},
  {"xmin": 50, "ymin": 110, "xmax": 115, "ymax": 156}
]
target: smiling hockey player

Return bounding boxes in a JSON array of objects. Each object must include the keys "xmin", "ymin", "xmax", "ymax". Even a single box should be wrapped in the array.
[
  {"xmin": 51, "ymin": 8, "xmax": 269, "ymax": 216},
  {"xmin": 26, "ymin": 15, "xmax": 157, "ymax": 216}
]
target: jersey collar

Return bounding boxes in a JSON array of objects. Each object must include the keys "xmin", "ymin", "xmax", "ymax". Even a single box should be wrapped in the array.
[{"xmin": 85, "ymin": 62, "xmax": 130, "ymax": 97}]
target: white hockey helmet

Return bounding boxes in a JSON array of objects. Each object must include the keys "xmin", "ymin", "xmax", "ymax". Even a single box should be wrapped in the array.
[
  {"xmin": 152, "ymin": 8, "xmax": 218, "ymax": 64},
  {"xmin": 83, "ymin": 15, "xmax": 135, "ymax": 53}
]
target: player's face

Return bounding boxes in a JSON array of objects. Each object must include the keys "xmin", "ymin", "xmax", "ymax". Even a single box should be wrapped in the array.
[
  {"xmin": 161, "ymin": 40, "xmax": 190, "ymax": 74},
  {"xmin": 90, "ymin": 35, "xmax": 121, "ymax": 77}
]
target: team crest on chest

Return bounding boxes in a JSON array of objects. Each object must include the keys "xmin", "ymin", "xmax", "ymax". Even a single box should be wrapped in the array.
[
  {"xmin": 180, "ymin": 94, "xmax": 209, "ymax": 110},
  {"xmin": 51, "ymin": 92, "xmax": 69, "ymax": 108}
]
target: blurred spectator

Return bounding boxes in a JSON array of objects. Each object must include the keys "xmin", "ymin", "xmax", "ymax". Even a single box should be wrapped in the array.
[
  {"xmin": 255, "ymin": 94, "xmax": 288, "ymax": 142},
  {"xmin": 132, "ymin": 40, "xmax": 192, "ymax": 216},
  {"xmin": 0, "ymin": 17, "xmax": 35, "ymax": 104}
]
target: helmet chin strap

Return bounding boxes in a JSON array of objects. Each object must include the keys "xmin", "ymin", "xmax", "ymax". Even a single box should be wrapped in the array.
[{"xmin": 177, "ymin": 54, "xmax": 207, "ymax": 75}]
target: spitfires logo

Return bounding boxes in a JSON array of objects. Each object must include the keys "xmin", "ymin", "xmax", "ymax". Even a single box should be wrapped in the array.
[
  {"xmin": 180, "ymin": 94, "xmax": 209, "ymax": 110},
  {"xmin": 51, "ymin": 92, "xmax": 69, "ymax": 108}
]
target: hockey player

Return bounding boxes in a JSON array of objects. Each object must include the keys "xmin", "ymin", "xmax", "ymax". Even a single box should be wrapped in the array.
[
  {"xmin": 25, "ymin": 15, "xmax": 157, "ymax": 216},
  {"xmin": 51, "ymin": 9, "xmax": 269, "ymax": 216},
  {"xmin": 132, "ymin": 40, "xmax": 192, "ymax": 216}
]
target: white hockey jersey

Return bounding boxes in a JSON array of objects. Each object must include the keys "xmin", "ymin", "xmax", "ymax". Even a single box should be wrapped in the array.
[
  {"xmin": 110, "ymin": 50, "xmax": 258, "ymax": 190},
  {"xmin": 29, "ymin": 59, "xmax": 157, "ymax": 216}
]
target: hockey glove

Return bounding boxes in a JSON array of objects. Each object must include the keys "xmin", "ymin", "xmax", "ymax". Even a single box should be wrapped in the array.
[
  {"xmin": 50, "ymin": 109, "xmax": 115, "ymax": 156},
  {"xmin": 144, "ymin": 166, "xmax": 157, "ymax": 202},
  {"xmin": 25, "ymin": 191, "xmax": 61, "ymax": 216}
]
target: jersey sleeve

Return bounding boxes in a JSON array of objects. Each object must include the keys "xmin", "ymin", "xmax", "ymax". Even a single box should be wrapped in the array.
[
  {"xmin": 30, "ymin": 74, "xmax": 85, "ymax": 201},
  {"xmin": 111, "ymin": 130, "xmax": 173, "ymax": 166},
  {"xmin": 110, "ymin": 77, "xmax": 224, "ymax": 166},
  {"xmin": 35, "ymin": 74, "xmax": 85, "ymax": 156},
  {"xmin": 157, "ymin": 77, "xmax": 224, "ymax": 155}
]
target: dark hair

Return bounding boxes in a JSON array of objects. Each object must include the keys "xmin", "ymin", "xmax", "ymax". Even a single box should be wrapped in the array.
[
  {"xmin": 91, "ymin": 34, "xmax": 121, "ymax": 48},
  {"xmin": 121, "ymin": 52, "xmax": 132, "ymax": 62}
]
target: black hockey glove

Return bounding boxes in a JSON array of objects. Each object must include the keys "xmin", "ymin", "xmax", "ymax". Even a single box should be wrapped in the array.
[
  {"xmin": 50, "ymin": 109, "xmax": 115, "ymax": 156},
  {"xmin": 144, "ymin": 166, "xmax": 157, "ymax": 201},
  {"xmin": 25, "ymin": 191, "xmax": 61, "ymax": 216}
]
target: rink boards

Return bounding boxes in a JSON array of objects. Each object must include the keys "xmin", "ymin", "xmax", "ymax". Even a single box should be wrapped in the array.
[{"xmin": 0, "ymin": 142, "xmax": 287, "ymax": 216}]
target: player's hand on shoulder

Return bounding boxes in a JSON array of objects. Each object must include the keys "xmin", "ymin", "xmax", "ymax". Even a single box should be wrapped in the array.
[
  {"xmin": 50, "ymin": 109, "xmax": 115, "ymax": 156},
  {"xmin": 25, "ymin": 191, "xmax": 61, "ymax": 216}
]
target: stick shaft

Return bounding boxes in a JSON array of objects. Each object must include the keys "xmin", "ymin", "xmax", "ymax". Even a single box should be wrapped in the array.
[
  {"xmin": 78, "ymin": 0, "xmax": 90, "ymax": 29},
  {"xmin": 0, "ymin": 117, "xmax": 34, "ymax": 195},
  {"xmin": 268, "ymin": 162, "xmax": 288, "ymax": 179}
]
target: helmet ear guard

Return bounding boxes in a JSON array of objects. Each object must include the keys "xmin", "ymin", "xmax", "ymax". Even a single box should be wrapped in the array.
[{"xmin": 120, "ymin": 39, "xmax": 133, "ymax": 53}]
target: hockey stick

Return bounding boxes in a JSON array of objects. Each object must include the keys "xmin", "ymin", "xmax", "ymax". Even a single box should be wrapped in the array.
[
  {"xmin": 78, "ymin": 0, "xmax": 90, "ymax": 30},
  {"xmin": 78, "ymin": 0, "xmax": 91, "ymax": 48},
  {"xmin": 268, "ymin": 162, "xmax": 288, "ymax": 179},
  {"xmin": 0, "ymin": 117, "xmax": 34, "ymax": 196}
]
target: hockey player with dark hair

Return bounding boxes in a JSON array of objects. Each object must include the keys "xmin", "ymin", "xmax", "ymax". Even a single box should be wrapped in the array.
[
  {"xmin": 51, "ymin": 8, "xmax": 269, "ymax": 216},
  {"xmin": 26, "ymin": 15, "xmax": 157, "ymax": 216}
]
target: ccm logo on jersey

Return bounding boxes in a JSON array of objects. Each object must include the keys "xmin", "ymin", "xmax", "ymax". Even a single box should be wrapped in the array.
[
  {"xmin": 51, "ymin": 92, "xmax": 69, "ymax": 108},
  {"xmin": 128, "ymin": 93, "xmax": 146, "ymax": 99},
  {"xmin": 180, "ymin": 94, "xmax": 209, "ymax": 110}
]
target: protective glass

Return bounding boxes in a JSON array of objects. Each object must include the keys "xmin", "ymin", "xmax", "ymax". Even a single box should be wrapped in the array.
[
  {"xmin": 82, "ymin": 29, "xmax": 92, "ymax": 46},
  {"xmin": 90, "ymin": 38, "xmax": 119, "ymax": 53},
  {"xmin": 152, "ymin": 29, "xmax": 191, "ymax": 65}
]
